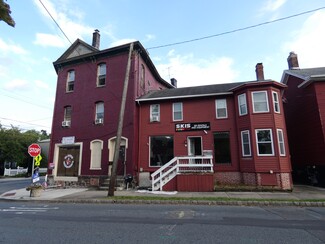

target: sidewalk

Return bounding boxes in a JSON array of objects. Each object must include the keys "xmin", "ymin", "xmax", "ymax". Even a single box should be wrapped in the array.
[{"xmin": 1, "ymin": 184, "xmax": 325, "ymax": 206}]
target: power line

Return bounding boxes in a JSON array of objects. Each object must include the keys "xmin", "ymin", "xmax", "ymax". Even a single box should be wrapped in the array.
[
  {"xmin": 0, "ymin": 117, "xmax": 51, "ymax": 129},
  {"xmin": 38, "ymin": 0, "xmax": 72, "ymax": 45},
  {"xmin": 147, "ymin": 6, "xmax": 325, "ymax": 50}
]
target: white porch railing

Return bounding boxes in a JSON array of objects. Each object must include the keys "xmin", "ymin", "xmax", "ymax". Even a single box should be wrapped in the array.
[
  {"xmin": 4, "ymin": 167, "xmax": 47, "ymax": 176},
  {"xmin": 151, "ymin": 155, "xmax": 214, "ymax": 191}
]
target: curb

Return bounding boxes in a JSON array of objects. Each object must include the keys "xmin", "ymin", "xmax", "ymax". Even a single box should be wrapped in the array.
[{"xmin": 2, "ymin": 197, "xmax": 324, "ymax": 207}]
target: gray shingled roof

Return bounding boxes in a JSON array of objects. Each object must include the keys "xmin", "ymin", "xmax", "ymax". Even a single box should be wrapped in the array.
[
  {"xmin": 284, "ymin": 67, "xmax": 325, "ymax": 80},
  {"xmin": 137, "ymin": 81, "xmax": 248, "ymax": 101}
]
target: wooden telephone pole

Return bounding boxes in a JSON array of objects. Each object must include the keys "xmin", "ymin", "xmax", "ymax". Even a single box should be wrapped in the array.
[{"xmin": 108, "ymin": 42, "xmax": 134, "ymax": 197}]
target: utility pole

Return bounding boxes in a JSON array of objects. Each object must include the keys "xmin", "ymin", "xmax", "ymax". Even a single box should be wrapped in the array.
[{"xmin": 108, "ymin": 42, "xmax": 134, "ymax": 197}]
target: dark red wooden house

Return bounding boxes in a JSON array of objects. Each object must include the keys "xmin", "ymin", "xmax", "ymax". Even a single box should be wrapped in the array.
[
  {"xmin": 281, "ymin": 52, "xmax": 325, "ymax": 186},
  {"xmin": 137, "ymin": 64, "xmax": 292, "ymax": 191},
  {"xmin": 48, "ymin": 30, "xmax": 172, "ymax": 186}
]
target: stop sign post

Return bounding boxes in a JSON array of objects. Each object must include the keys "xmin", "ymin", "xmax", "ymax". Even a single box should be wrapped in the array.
[{"xmin": 28, "ymin": 144, "xmax": 41, "ymax": 183}]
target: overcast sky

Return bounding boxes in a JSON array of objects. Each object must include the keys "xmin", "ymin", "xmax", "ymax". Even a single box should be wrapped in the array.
[{"xmin": 1, "ymin": 0, "xmax": 325, "ymax": 132}]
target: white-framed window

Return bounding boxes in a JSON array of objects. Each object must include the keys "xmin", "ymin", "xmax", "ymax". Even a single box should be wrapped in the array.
[
  {"xmin": 64, "ymin": 106, "xmax": 72, "ymax": 122},
  {"xmin": 277, "ymin": 129, "xmax": 286, "ymax": 156},
  {"xmin": 90, "ymin": 140, "xmax": 103, "ymax": 169},
  {"xmin": 255, "ymin": 129, "xmax": 274, "ymax": 156},
  {"xmin": 150, "ymin": 104, "xmax": 160, "ymax": 122},
  {"xmin": 173, "ymin": 102, "xmax": 183, "ymax": 121},
  {"xmin": 66, "ymin": 70, "xmax": 75, "ymax": 92},
  {"xmin": 97, "ymin": 63, "xmax": 106, "ymax": 87},
  {"xmin": 272, "ymin": 91, "xmax": 280, "ymax": 113},
  {"xmin": 252, "ymin": 91, "xmax": 269, "ymax": 113},
  {"xmin": 241, "ymin": 130, "xmax": 251, "ymax": 157},
  {"xmin": 95, "ymin": 102, "xmax": 104, "ymax": 123},
  {"xmin": 238, "ymin": 93, "xmax": 247, "ymax": 116},
  {"xmin": 216, "ymin": 99, "xmax": 228, "ymax": 119}
]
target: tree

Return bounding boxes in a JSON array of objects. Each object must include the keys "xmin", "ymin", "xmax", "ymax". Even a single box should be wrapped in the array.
[{"xmin": 0, "ymin": 0, "xmax": 15, "ymax": 27}]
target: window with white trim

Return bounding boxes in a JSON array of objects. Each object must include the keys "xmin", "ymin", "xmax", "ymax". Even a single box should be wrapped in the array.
[
  {"xmin": 95, "ymin": 102, "xmax": 104, "ymax": 123},
  {"xmin": 150, "ymin": 104, "xmax": 160, "ymax": 122},
  {"xmin": 66, "ymin": 70, "xmax": 75, "ymax": 92},
  {"xmin": 173, "ymin": 102, "xmax": 183, "ymax": 121},
  {"xmin": 255, "ymin": 129, "xmax": 274, "ymax": 156},
  {"xmin": 272, "ymin": 91, "xmax": 280, "ymax": 113},
  {"xmin": 241, "ymin": 130, "xmax": 251, "ymax": 157},
  {"xmin": 90, "ymin": 140, "xmax": 103, "ymax": 169},
  {"xmin": 252, "ymin": 91, "xmax": 269, "ymax": 113},
  {"xmin": 97, "ymin": 63, "xmax": 106, "ymax": 87},
  {"xmin": 238, "ymin": 93, "xmax": 247, "ymax": 115},
  {"xmin": 216, "ymin": 99, "xmax": 228, "ymax": 119},
  {"xmin": 277, "ymin": 129, "xmax": 286, "ymax": 156}
]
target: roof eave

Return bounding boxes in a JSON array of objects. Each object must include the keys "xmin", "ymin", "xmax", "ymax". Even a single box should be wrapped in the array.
[{"xmin": 136, "ymin": 92, "xmax": 233, "ymax": 102}]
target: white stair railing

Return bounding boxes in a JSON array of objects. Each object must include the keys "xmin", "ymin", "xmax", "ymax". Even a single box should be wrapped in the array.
[{"xmin": 151, "ymin": 155, "xmax": 213, "ymax": 191}]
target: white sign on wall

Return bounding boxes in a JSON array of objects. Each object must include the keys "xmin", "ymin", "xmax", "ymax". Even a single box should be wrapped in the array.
[{"xmin": 61, "ymin": 136, "xmax": 75, "ymax": 144}]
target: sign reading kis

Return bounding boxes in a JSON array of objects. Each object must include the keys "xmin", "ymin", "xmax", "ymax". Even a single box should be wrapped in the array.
[{"xmin": 175, "ymin": 122, "xmax": 210, "ymax": 132}]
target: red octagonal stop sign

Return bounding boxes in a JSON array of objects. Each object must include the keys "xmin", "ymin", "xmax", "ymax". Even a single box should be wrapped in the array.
[{"xmin": 28, "ymin": 143, "xmax": 41, "ymax": 157}]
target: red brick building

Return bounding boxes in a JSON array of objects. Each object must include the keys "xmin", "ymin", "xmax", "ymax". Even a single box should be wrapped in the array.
[
  {"xmin": 281, "ymin": 52, "xmax": 325, "ymax": 186},
  {"xmin": 137, "ymin": 63, "xmax": 292, "ymax": 190},
  {"xmin": 48, "ymin": 31, "xmax": 172, "ymax": 186}
]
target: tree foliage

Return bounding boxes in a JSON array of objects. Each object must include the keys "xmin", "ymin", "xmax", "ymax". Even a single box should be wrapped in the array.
[
  {"xmin": 0, "ymin": 125, "xmax": 50, "ymax": 170},
  {"xmin": 0, "ymin": 0, "xmax": 15, "ymax": 27}
]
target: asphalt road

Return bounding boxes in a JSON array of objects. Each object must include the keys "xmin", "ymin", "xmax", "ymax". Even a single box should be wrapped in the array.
[
  {"xmin": 1, "ymin": 202, "xmax": 325, "ymax": 243},
  {"xmin": 0, "ymin": 177, "xmax": 33, "ymax": 195}
]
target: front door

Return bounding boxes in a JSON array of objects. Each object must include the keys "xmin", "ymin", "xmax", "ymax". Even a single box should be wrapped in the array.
[
  {"xmin": 188, "ymin": 137, "xmax": 202, "ymax": 156},
  {"xmin": 57, "ymin": 145, "xmax": 80, "ymax": 177}
]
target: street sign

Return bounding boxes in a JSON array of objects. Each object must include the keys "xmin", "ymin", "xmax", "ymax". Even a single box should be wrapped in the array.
[{"xmin": 28, "ymin": 143, "xmax": 41, "ymax": 157}]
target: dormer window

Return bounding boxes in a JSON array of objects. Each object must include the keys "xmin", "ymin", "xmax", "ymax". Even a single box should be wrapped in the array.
[
  {"xmin": 66, "ymin": 70, "xmax": 75, "ymax": 92},
  {"xmin": 97, "ymin": 63, "xmax": 106, "ymax": 87}
]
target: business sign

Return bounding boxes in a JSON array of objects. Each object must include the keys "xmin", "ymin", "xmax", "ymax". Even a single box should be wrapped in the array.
[
  {"xmin": 61, "ymin": 136, "xmax": 75, "ymax": 144},
  {"xmin": 175, "ymin": 122, "xmax": 210, "ymax": 132}
]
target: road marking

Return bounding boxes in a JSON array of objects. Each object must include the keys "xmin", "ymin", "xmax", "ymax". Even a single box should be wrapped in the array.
[{"xmin": 0, "ymin": 206, "xmax": 59, "ymax": 215}]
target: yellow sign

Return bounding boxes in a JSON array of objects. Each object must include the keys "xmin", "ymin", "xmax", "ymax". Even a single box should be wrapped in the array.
[{"xmin": 34, "ymin": 154, "xmax": 42, "ymax": 167}]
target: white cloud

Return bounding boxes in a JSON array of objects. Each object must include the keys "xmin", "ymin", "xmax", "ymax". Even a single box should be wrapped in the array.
[
  {"xmin": 261, "ymin": 0, "xmax": 287, "ymax": 12},
  {"xmin": 157, "ymin": 52, "xmax": 239, "ymax": 87},
  {"xmin": 33, "ymin": 0, "xmax": 94, "ymax": 47},
  {"xmin": 282, "ymin": 10, "xmax": 325, "ymax": 68},
  {"xmin": 110, "ymin": 39, "xmax": 137, "ymax": 48},
  {"xmin": 34, "ymin": 33, "xmax": 66, "ymax": 47},
  {"xmin": 0, "ymin": 38, "xmax": 28, "ymax": 55},
  {"xmin": 3, "ymin": 79, "xmax": 29, "ymax": 91},
  {"xmin": 34, "ymin": 80, "xmax": 50, "ymax": 89}
]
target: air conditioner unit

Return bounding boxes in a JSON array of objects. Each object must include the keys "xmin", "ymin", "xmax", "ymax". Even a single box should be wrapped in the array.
[
  {"xmin": 95, "ymin": 118, "xmax": 104, "ymax": 124},
  {"xmin": 62, "ymin": 121, "xmax": 71, "ymax": 127},
  {"xmin": 151, "ymin": 116, "xmax": 159, "ymax": 122}
]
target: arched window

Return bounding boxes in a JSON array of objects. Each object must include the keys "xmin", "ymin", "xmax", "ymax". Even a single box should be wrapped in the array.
[
  {"xmin": 140, "ymin": 64, "xmax": 145, "ymax": 89},
  {"xmin": 90, "ymin": 140, "xmax": 103, "ymax": 169}
]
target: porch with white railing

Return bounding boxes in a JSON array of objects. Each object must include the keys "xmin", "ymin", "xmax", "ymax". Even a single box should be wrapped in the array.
[{"xmin": 151, "ymin": 155, "xmax": 214, "ymax": 191}]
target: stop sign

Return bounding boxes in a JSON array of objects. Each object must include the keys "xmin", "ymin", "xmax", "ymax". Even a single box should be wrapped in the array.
[{"xmin": 28, "ymin": 143, "xmax": 41, "ymax": 157}]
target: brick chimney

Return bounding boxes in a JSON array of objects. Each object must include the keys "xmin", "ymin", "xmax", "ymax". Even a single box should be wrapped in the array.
[
  {"xmin": 171, "ymin": 78, "xmax": 177, "ymax": 88},
  {"xmin": 255, "ymin": 63, "xmax": 264, "ymax": 81},
  {"xmin": 287, "ymin": 51, "xmax": 299, "ymax": 69},
  {"xmin": 92, "ymin": 29, "xmax": 100, "ymax": 49}
]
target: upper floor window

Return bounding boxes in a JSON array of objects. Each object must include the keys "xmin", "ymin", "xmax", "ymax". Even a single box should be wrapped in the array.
[
  {"xmin": 97, "ymin": 63, "xmax": 106, "ymax": 87},
  {"xmin": 255, "ymin": 129, "xmax": 274, "ymax": 156},
  {"xmin": 272, "ymin": 91, "xmax": 280, "ymax": 113},
  {"xmin": 150, "ymin": 104, "xmax": 160, "ymax": 122},
  {"xmin": 62, "ymin": 106, "xmax": 72, "ymax": 127},
  {"xmin": 173, "ymin": 102, "xmax": 183, "ymax": 121},
  {"xmin": 277, "ymin": 129, "xmax": 286, "ymax": 156},
  {"xmin": 238, "ymin": 93, "xmax": 247, "ymax": 116},
  {"xmin": 241, "ymin": 130, "xmax": 251, "ymax": 157},
  {"xmin": 66, "ymin": 70, "xmax": 75, "ymax": 92},
  {"xmin": 216, "ymin": 99, "xmax": 228, "ymax": 119},
  {"xmin": 95, "ymin": 102, "xmax": 104, "ymax": 124},
  {"xmin": 252, "ymin": 91, "xmax": 269, "ymax": 113}
]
